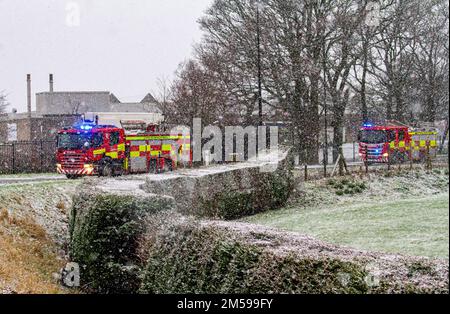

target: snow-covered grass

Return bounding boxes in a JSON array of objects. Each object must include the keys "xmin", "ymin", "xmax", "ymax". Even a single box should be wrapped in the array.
[
  {"xmin": 243, "ymin": 169, "xmax": 449, "ymax": 258},
  {"xmin": 0, "ymin": 181, "xmax": 80, "ymax": 245}
]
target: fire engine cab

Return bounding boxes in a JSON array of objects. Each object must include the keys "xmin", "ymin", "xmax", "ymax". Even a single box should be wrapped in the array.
[
  {"xmin": 56, "ymin": 113, "xmax": 191, "ymax": 179},
  {"xmin": 358, "ymin": 122, "xmax": 438, "ymax": 164}
]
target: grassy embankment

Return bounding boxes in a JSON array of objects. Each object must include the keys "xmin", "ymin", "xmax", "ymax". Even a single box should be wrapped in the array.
[{"xmin": 0, "ymin": 181, "xmax": 79, "ymax": 293}]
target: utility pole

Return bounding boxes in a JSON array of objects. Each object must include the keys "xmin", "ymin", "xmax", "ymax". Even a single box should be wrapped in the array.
[
  {"xmin": 27, "ymin": 74, "xmax": 33, "ymax": 141},
  {"xmin": 256, "ymin": 0, "xmax": 263, "ymax": 127},
  {"xmin": 322, "ymin": 41, "xmax": 328, "ymax": 177},
  {"xmin": 324, "ymin": 92, "xmax": 328, "ymax": 176}
]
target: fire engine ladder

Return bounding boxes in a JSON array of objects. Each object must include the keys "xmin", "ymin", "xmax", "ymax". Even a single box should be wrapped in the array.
[
  {"xmin": 120, "ymin": 120, "xmax": 149, "ymax": 134},
  {"xmin": 385, "ymin": 120, "xmax": 412, "ymax": 128}
]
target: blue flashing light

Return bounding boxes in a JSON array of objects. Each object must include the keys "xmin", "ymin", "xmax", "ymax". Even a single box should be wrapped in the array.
[
  {"xmin": 363, "ymin": 122, "xmax": 374, "ymax": 128},
  {"xmin": 74, "ymin": 123, "xmax": 95, "ymax": 131},
  {"xmin": 80, "ymin": 125, "xmax": 94, "ymax": 131}
]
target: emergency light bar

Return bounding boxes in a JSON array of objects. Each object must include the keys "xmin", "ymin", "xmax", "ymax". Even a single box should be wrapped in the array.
[
  {"xmin": 79, "ymin": 124, "xmax": 94, "ymax": 130},
  {"xmin": 73, "ymin": 121, "xmax": 96, "ymax": 130}
]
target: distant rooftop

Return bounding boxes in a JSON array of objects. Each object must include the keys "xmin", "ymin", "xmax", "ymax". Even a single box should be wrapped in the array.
[
  {"xmin": 141, "ymin": 93, "xmax": 158, "ymax": 103},
  {"xmin": 35, "ymin": 91, "xmax": 159, "ymax": 104},
  {"xmin": 36, "ymin": 91, "xmax": 110, "ymax": 95}
]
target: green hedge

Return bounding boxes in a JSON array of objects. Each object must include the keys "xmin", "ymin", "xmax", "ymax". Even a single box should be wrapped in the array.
[
  {"xmin": 139, "ymin": 223, "xmax": 369, "ymax": 294},
  {"xmin": 69, "ymin": 192, "xmax": 173, "ymax": 293}
]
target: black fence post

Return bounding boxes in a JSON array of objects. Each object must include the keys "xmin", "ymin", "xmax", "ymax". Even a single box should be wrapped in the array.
[
  {"xmin": 387, "ymin": 149, "xmax": 391, "ymax": 171},
  {"xmin": 323, "ymin": 143, "xmax": 328, "ymax": 178},
  {"xmin": 12, "ymin": 142, "xmax": 16, "ymax": 174},
  {"xmin": 304, "ymin": 164, "xmax": 308, "ymax": 181},
  {"xmin": 426, "ymin": 145, "xmax": 432, "ymax": 170},
  {"xmin": 40, "ymin": 140, "xmax": 44, "ymax": 173},
  {"xmin": 353, "ymin": 141, "xmax": 356, "ymax": 162},
  {"xmin": 364, "ymin": 146, "xmax": 369, "ymax": 174},
  {"xmin": 410, "ymin": 144, "xmax": 413, "ymax": 171}
]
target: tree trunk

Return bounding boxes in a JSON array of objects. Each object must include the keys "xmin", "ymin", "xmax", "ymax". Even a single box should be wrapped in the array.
[
  {"xmin": 361, "ymin": 38, "xmax": 369, "ymax": 122},
  {"xmin": 423, "ymin": 91, "xmax": 436, "ymax": 123},
  {"xmin": 332, "ymin": 104, "xmax": 345, "ymax": 163},
  {"xmin": 394, "ymin": 87, "xmax": 404, "ymax": 122},
  {"xmin": 386, "ymin": 93, "xmax": 393, "ymax": 120},
  {"xmin": 305, "ymin": 78, "xmax": 320, "ymax": 164},
  {"xmin": 439, "ymin": 118, "xmax": 449, "ymax": 154},
  {"xmin": 332, "ymin": 123, "xmax": 343, "ymax": 163}
]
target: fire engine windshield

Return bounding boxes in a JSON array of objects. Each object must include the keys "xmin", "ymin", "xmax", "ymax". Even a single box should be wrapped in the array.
[
  {"xmin": 57, "ymin": 132, "xmax": 102, "ymax": 150},
  {"xmin": 359, "ymin": 130, "xmax": 386, "ymax": 144}
]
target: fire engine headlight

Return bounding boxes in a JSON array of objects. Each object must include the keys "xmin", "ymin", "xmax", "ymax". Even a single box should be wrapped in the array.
[
  {"xmin": 383, "ymin": 153, "xmax": 389, "ymax": 157},
  {"xmin": 56, "ymin": 163, "xmax": 62, "ymax": 169},
  {"xmin": 84, "ymin": 164, "xmax": 94, "ymax": 172}
]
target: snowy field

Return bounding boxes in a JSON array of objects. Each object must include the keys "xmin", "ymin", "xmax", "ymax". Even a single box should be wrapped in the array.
[{"xmin": 243, "ymin": 168, "xmax": 450, "ymax": 258}]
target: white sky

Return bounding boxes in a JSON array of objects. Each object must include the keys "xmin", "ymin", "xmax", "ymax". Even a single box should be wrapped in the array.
[{"xmin": 0, "ymin": 0, "xmax": 213, "ymax": 112}]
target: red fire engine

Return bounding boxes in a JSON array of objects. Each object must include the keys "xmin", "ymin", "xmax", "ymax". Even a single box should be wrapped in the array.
[
  {"xmin": 56, "ymin": 114, "xmax": 191, "ymax": 179},
  {"xmin": 358, "ymin": 122, "xmax": 438, "ymax": 164}
]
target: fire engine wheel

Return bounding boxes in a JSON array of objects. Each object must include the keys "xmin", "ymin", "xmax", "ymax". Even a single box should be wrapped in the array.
[
  {"xmin": 149, "ymin": 160, "xmax": 158, "ymax": 174},
  {"xmin": 100, "ymin": 159, "xmax": 114, "ymax": 177},
  {"xmin": 113, "ymin": 164, "xmax": 124, "ymax": 177},
  {"xmin": 163, "ymin": 159, "xmax": 173, "ymax": 172}
]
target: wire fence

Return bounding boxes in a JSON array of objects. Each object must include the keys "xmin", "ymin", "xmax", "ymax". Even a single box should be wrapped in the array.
[
  {"xmin": 302, "ymin": 146, "xmax": 448, "ymax": 181},
  {"xmin": 0, "ymin": 141, "xmax": 57, "ymax": 174}
]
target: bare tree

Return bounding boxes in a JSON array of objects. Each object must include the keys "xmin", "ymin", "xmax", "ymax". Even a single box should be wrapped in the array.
[
  {"xmin": 153, "ymin": 76, "xmax": 174, "ymax": 122},
  {"xmin": 169, "ymin": 59, "xmax": 232, "ymax": 128},
  {"xmin": 167, "ymin": 0, "xmax": 449, "ymax": 163},
  {"xmin": 368, "ymin": 1, "xmax": 418, "ymax": 122},
  {"xmin": 410, "ymin": 0, "xmax": 449, "ymax": 123},
  {"xmin": 196, "ymin": 0, "xmax": 338, "ymax": 163},
  {"xmin": 0, "ymin": 92, "xmax": 9, "ymax": 114}
]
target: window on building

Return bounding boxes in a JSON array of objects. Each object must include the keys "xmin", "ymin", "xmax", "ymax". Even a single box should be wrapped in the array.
[{"xmin": 7, "ymin": 123, "xmax": 17, "ymax": 142}]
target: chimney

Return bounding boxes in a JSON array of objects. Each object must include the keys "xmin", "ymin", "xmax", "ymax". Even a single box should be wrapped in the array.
[
  {"xmin": 49, "ymin": 73, "xmax": 54, "ymax": 92},
  {"xmin": 27, "ymin": 74, "xmax": 31, "ymax": 118}
]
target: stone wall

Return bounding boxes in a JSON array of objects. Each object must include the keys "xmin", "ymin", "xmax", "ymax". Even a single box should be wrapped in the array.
[{"xmin": 140, "ymin": 149, "xmax": 296, "ymax": 219}]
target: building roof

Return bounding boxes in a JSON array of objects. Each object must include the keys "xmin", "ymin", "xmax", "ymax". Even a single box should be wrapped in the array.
[
  {"xmin": 36, "ymin": 91, "xmax": 111, "ymax": 96},
  {"xmin": 141, "ymin": 93, "xmax": 158, "ymax": 104},
  {"xmin": 109, "ymin": 93, "xmax": 121, "ymax": 103}
]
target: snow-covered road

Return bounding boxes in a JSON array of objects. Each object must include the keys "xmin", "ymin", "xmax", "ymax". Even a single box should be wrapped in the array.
[{"xmin": 0, "ymin": 174, "xmax": 68, "ymax": 186}]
